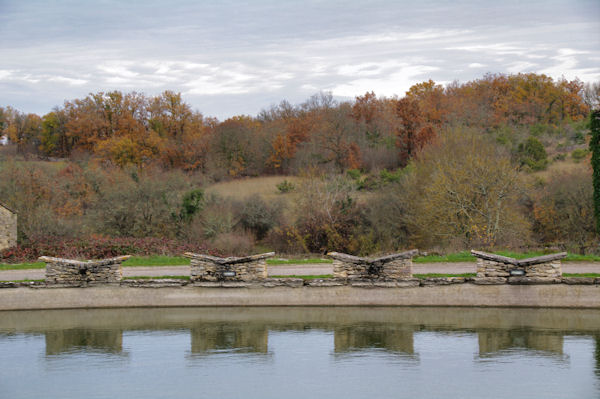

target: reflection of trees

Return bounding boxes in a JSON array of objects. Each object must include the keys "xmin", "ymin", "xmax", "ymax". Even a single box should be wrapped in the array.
[
  {"xmin": 190, "ymin": 324, "xmax": 268, "ymax": 354},
  {"xmin": 45, "ymin": 328, "xmax": 123, "ymax": 355},
  {"xmin": 334, "ymin": 325, "xmax": 414, "ymax": 355},
  {"xmin": 478, "ymin": 330, "xmax": 564, "ymax": 358}
]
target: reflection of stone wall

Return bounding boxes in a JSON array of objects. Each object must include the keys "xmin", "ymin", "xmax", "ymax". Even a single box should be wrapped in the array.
[
  {"xmin": 185, "ymin": 252, "xmax": 274, "ymax": 282},
  {"xmin": 191, "ymin": 324, "xmax": 269, "ymax": 354},
  {"xmin": 45, "ymin": 328, "xmax": 123, "ymax": 355},
  {"xmin": 472, "ymin": 250, "xmax": 565, "ymax": 280},
  {"xmin": 0, "ymin": 204, "xmax": 17, "ymax": 251},
  {"xmin": 334, "ymin": 326, "xmax": 414, "ymax": 354},
  {"xmin": 478, "ymin": 330, "xmax": 563, "ymax": 357},
  {"xmin": 41, "ymin": 256, "xmax": 130, "ymax": 286},
  {"xmin": 329, "ymin": 250, "xmax": 418, "ymax": 280}
]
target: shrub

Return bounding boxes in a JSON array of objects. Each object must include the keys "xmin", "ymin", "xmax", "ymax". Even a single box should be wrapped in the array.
[
  {"xmin": 572, "ymin": 148, "xmax": 589, "ymax": 162},
  {"xmin": 518, "ymin": 137, "xmax": 548, "ymax": 171},
  {"xmin": 276, "ymin": 180, "xmax": 295, "ymax": 193},
  {"xmin": 211, "ymin": 232, "xmax": 255, "ymax": 256},
  {"xmin": 239, "ymin": 195, "xmax": 282, "ymax": 240}
]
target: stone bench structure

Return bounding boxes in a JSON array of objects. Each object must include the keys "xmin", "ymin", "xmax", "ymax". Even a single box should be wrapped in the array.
[
  {"xmin": 471, "ymin": 250, "xmax": 567, "ymax": 283},
  {"xmin": 40, "ymin": 255, "xmax": 131, "ymax": 286},
  {"xmin": 183, "ymin": 252, "xmax": 275, "ymax": 282},
  {"xmin": 328, "ymin": 250, "xmax": 419, "ymax": 280}
]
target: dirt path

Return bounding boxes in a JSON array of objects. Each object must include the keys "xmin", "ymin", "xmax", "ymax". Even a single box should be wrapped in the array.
[{"xmin": 1, "ymin": 262, "xmax": 599, "ymax": 281}]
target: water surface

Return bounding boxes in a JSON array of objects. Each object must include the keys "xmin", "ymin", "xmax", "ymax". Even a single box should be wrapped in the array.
[{"xmin": 0, "ymin": 307, "xmax": 599, "ymax": 399}]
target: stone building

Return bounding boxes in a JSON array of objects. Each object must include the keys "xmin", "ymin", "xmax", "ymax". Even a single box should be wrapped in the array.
[{"xmin": 0, "ymin": 202, "xmax": 17, "ymax": 251}]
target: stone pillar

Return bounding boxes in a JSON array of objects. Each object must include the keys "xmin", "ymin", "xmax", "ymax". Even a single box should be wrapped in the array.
[
  {"xmin": 40, "ymin": 255, "xmax": 130, "ymax": 286},
  {"xmin": 471, "ymin": 250, "xmax": 566, "ymax": 283},
  {"xmin": 184, "ymin": 252, "xmax": 275, "ymax": 282},
  {"xmin": 328, "ymin": 250, "xmax": 418, "ymax": 280}
]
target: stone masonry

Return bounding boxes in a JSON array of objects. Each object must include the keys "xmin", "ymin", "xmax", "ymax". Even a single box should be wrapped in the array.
[
  {"xmin": 40, "ymin": 255, "xmax": 131, "ymax": 286},
  {"xmin": 328, "ymin": 250, "xmax": 419, "ymax": 280},
  {"xmin": 184, "ymin": 252, "xmax": 275, "ymax": 282},
  {"xmin": 0, "ymin": 202, "xmax": 17, "ymax": 251},
  {"xmin": 471, "ymin": 250, "xmax": 566, "ymax": 283}
]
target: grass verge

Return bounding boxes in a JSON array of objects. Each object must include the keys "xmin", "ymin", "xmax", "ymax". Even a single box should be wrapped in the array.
[
  {"xmin": 413, "ymin": 273, "xmax": 476, "ymax": 279},
  {"xmin": 122, "ymin": 256, "xmax": 190, "ymax": 267},
  {"xmin": 124, "ymin": 275, "xmax": 190, "ymax": 280},
  {"xmin": 267, "ymin": 258, "xmax": 332, "ymax": 265},
  {"xmin": 414, "ymin": 251, "xmax": 600, "ymax": 263},
  {"xmin": 270, "ymin": 274, "xmax": 333, "ymax": 279},
  {"xmin": 563, "ymin": 273, "xmax": 600, "ymax": 278},
  {"xmin": 0, "ymin": 262, "xmax": 45, "ymax": 270}
]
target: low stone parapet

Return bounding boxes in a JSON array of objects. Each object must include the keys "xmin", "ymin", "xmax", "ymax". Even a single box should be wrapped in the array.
[
  {"xmin": 40, "ymin": 255, "xmax": 130, "ymax": 286},
  {"xmin": 183, "ymin": 252, "xmax": 275, "ymax": 282},
  {"xmin": 471, "ymin": 250, "xmax": 566, "ymax": 281},
  {"xmin": 327, "ymin": 250, "xmax": 418, "ymax": 280}
]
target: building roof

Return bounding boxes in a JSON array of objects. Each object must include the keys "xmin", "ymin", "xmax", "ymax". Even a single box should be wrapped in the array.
[{"xmin": 0, "ymin": 201, "xmax": 16, "ymax": 214}]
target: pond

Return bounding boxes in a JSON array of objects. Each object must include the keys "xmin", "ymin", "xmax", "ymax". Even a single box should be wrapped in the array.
[{"xmin": 0, "ymin": 307, "xmax": 599, "ymax": 398}]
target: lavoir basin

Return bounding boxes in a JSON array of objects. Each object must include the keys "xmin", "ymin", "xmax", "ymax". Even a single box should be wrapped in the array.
[{"xmin": 1, "ymin": 307, "xmax": 599, "ymax": 398}]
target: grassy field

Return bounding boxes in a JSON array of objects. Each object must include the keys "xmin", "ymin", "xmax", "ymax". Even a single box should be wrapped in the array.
[{"xmin": 206, "ymin": 175, "xmax": 302, "ymax": 201}]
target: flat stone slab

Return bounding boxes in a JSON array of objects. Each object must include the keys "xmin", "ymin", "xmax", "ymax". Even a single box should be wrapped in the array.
[
  {"xmin": 471, "ymin": 250, "xmax": 567, "ymax": 266},
  {"xmin": 183, "ymin": 252, "xmax": 275, "ymax": 265},
  {"xmin": 328, "ymin": 250, "xmax": 418, "ymax": 265}
]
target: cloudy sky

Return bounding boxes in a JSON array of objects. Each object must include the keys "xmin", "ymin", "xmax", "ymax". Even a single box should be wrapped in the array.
[{"xmin": 1, "ymin": 0, "xmax": 599, "ymax": 119}]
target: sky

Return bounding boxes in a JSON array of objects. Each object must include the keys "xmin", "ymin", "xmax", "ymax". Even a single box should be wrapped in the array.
[{"xmin": 0, "ymin": 0, "xmax": 599, "ymax": 120}]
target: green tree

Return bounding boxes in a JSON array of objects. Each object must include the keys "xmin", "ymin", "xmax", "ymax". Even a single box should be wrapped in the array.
[
  {"xmin": 591, "ymin": 110, "xmax": 600, "ymax": 232},
  {"xmin": 518, "ymin": 136, "xmax": 548, "ymax": 171}
]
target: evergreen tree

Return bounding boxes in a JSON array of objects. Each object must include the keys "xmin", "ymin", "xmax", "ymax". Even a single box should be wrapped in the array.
[{"xmin": 591, "ymin": 110, "xmax": 600, "ymax": 232}]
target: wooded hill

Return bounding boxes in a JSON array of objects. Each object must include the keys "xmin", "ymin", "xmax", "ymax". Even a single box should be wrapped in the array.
[{"xmin": 0, "ymin": 73, "xmax": 598, "ymax": 259}]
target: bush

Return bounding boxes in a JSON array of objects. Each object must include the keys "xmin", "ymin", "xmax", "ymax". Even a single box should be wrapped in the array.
[
  {"xmin": 239, "ymin": 195, "xmax": 282, "ymax": 240},
  {"xmin": 211, "ymin": 232, "xmax": 255, "ymax": 256},
  {"xmin": 518, "ymin": 137, "xmax": 548, "ymax": 171},
  {"xmin": 276, "ymin": 180, "xmax": 295, "ymax": 193},
  {"xmin": 572, "ymin": 148, "xmax": 589, "ymax": 162}
]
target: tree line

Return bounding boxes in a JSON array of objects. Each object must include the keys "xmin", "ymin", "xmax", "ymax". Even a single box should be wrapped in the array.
[{"xmin": 1, "ymin": 73, "xmax": 595, "ymax": 176}]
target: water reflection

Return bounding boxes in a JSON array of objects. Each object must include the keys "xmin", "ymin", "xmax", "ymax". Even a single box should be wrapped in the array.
[
  {"xmin": 334, "ymin": 325, "xmax": 415, "ymax": 356},
  {"xmin": 1, "ymin": 307, "xmax": 599, "ymax": 399},
  {"xmin": 45, "ymin": 328, "xmax": 125, "ymax": 356},
  {"xmin": 478, "ymin": 329, "xmax": 565, "ymax": 359},
  {"xmin": 0, "ymin": 307, "xmax": 598, "ymax": 363},
  {"xmin": 190, "ymin": 323, "xmax": 269, "ymax": 354}
]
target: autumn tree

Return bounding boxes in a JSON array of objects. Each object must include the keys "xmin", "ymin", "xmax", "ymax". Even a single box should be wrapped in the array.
[
  {"xmin": 531, "ymin": 170, "xmax": 596, "ymax": 252},
  {"xmin": 402, "ymin": 127, "xmax": 528, "ymax": 248},
  {"xmin": 394, "ymin": 97, "xmax": 435, "ymax": 166}
]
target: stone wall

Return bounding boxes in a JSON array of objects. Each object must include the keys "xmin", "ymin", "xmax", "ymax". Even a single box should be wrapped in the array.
[
  {"xmin": 328, "ymin": 250, "xmax": 418, "ymax": 280},
  {"xmin": 0, "ymin": 204, "xmax": 17, "ymax": 251},
  {"xmin": 40, "ymin": 255, "xmax": 130, "ymax": 286},
  {"xmin": 184, "ymin": 252, "xmax": 274, "ymax": 282},
  {"xmin": 472, "ymin": 250, "xmax": 566, "ymax": 283}
]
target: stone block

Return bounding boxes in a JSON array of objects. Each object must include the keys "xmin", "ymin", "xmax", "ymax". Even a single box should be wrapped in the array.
[
  {"xmin": 184, "ymin": 252, "xmax": 274, "ymax": 282},
  {"xmin": 508, "ymin": 277, "xmax": 561, "ymax": 285},
  {"xmin": 471, "ymin": 277, "xmax": 507, "ymax": 285},
  {"xmin": 471, "ymin": 250, "xmax": 566, "ymax": 279},
  {"xmin": 40, "ymin": 255, "xmax": 130, "ymax": 286},
  {"xmin": 328, "ymin": 250, "xmax": 418, "ymax": 281}
]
